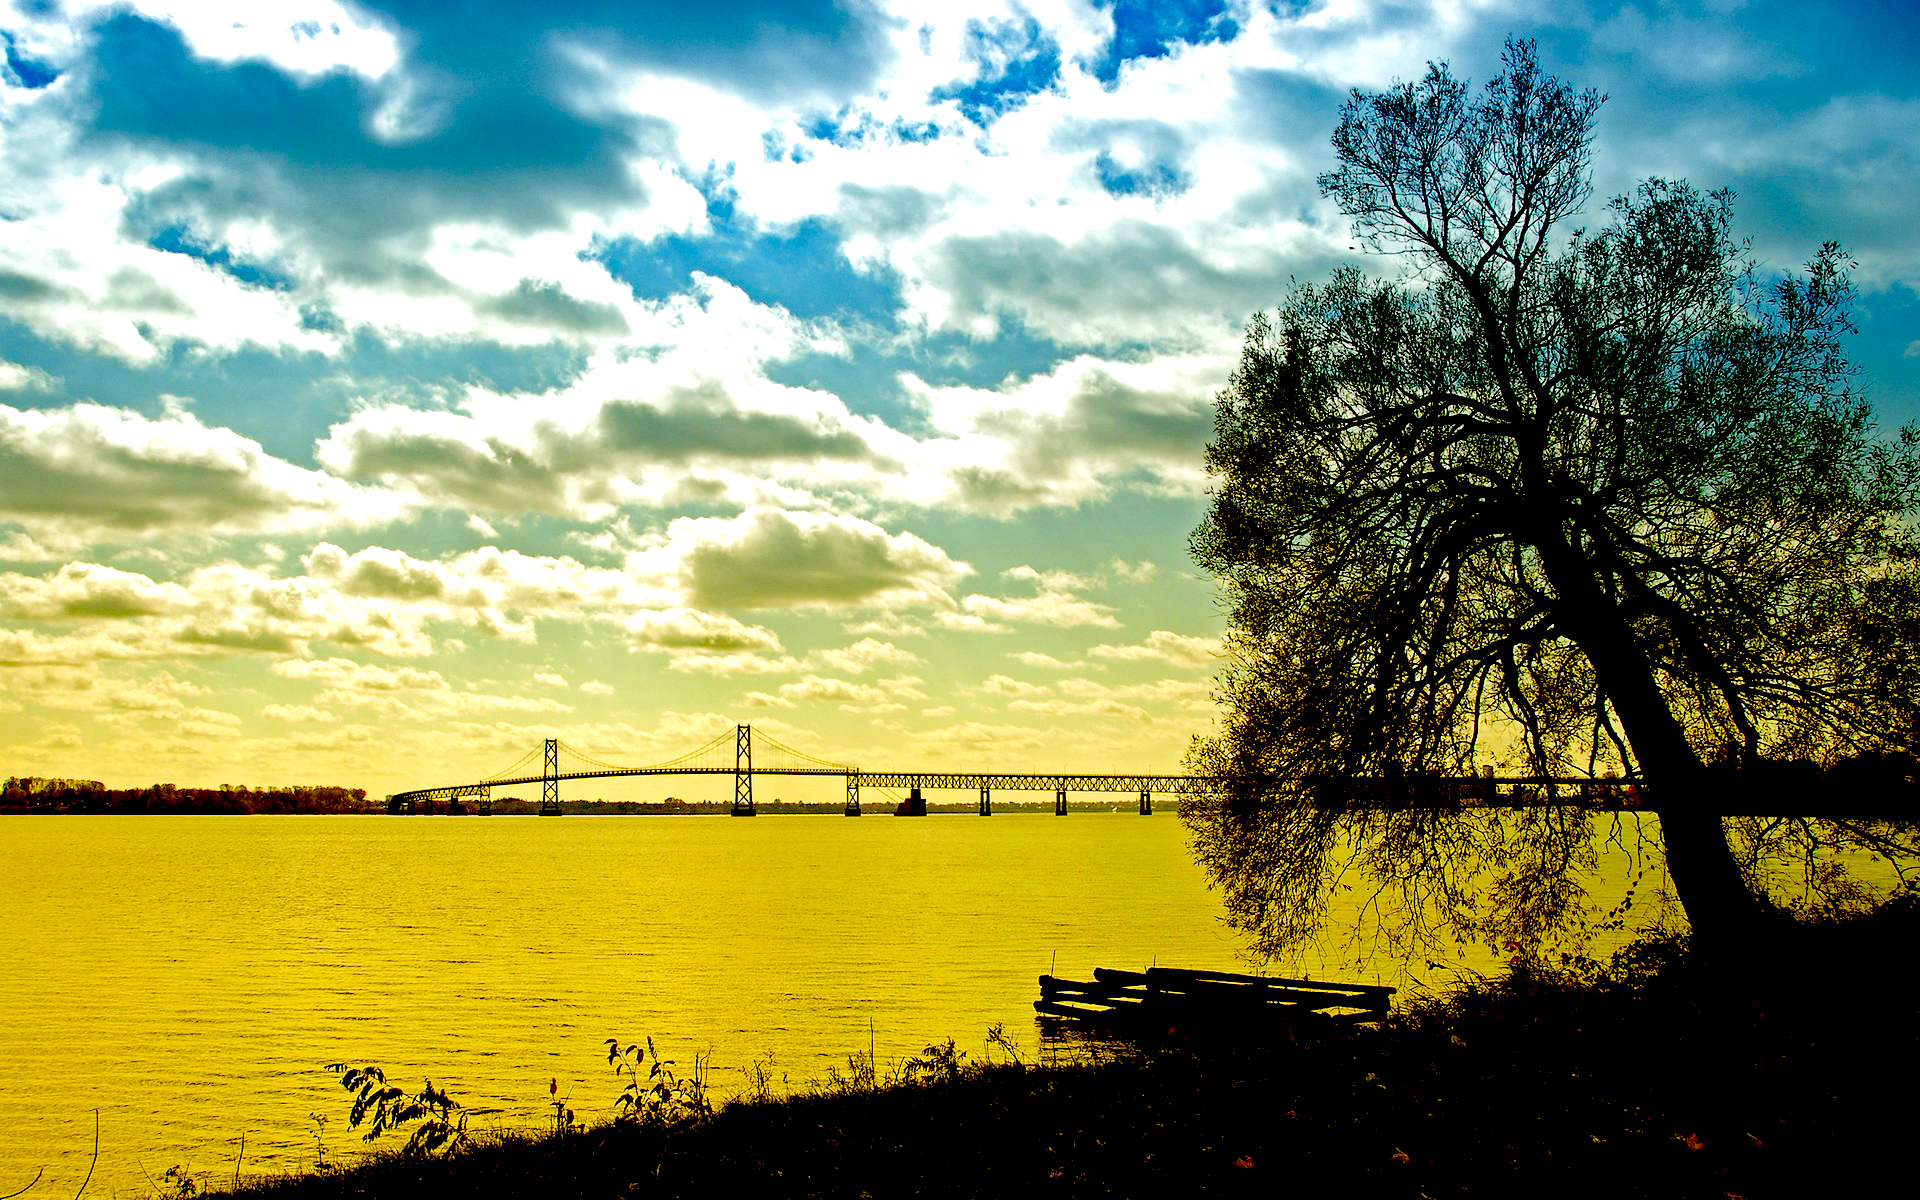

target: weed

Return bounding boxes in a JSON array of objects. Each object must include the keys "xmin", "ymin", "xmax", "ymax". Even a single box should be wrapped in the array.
[
  {"xmin": 605, "ymin": 1037, "xmax": 714, "ymax": 1126},
  {"xmin": 305, "ymin": 1112, "xmax": 334, "ymax": 1173},
  {"xmin": 324, "ymin": 1063, "xmax": 476, "ymax": 1157},
  {"xmin": 984, "ymin": 1021, "xmax": 1026, "ymax": 1069},
  {"xmin": 546, "ymin": 1078, "xmax": 579, "ymax": 1137},
  {"xmin": 819, "ymin": 1048, "xmax": 879, "ymax": 1095},
  {"xmin": 737, "ymin": 1051, "xmax": 785, "ymax": 1104},
  {"xmin": 159, "ymin": 1163, "xmax": 199, "ymax": 1198},
  {"xmin": 899, "ymin": 1037, "xmax": 969, "ymax": 1085}
]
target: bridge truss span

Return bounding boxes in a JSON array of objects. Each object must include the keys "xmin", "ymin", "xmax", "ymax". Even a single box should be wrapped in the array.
[
  {"xmin": 384, "ymin": 724, "xmax": 1219, "ymax": 815},
  {"xmin": 852, "ymin": 772, "xmax": 1217, "ymax": 793},
  {"xmin": 383, "ymin": 725, "xmax": 1664, "ymax": 818}
]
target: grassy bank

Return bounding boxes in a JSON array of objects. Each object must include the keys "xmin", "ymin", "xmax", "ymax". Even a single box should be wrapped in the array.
[{"xmin": 215, "ymin": 932, "xmax": 1912, "ymax": 1199}]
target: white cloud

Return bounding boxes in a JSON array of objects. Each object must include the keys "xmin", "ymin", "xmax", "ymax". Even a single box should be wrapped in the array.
[
  {"xmin": 976, "ymin": 674, "xmax": 1051, "ymax": 699},
  {"xmin": 618, "ymin": 608, "xmax": 783, "ymax": 653},
  {"xmin": 773, "ymin": 675, "xmax": 890, "ymax": 707},
  {"xmin": 75, "ymin": 2, "xmax": 402, "ymax": 79},
  {"xmin": 1086, "ymin": 629, "xmax": 1221, "ymax": 670},
  {"xmin": 261, "ymin": 703, "xmax": 340, "ymax": 723},
  {"xmin": 0, "ymin": 360, "xmax": 58, "ymax": 393},
  {"xmin": 664, "ymin": 652, "xmax": 810, "ymax": 677},
  {"xmin": 1008, "ymin": 696, "xmax": 1149, "ymax": 721},
  {"xmin": 957, "ymin": 565, "xmax": 1119, "ymax": 629},
  {"xmin": 269, "ymin": 656, "xmax": 573, "ymax": 720},
  {"xmin": 0, "ymin": 403, "xmax": 409, "ymax": 552},
  {"xmin": 1010, "ymin": 651, "xmax": 1084, "ymax": 670},
  {"xmin": 625, "ymin": 506, "xmax": 970, "ymax": 613},
  {"xmin": 814, "ymin": 637, "xmax": 920, "ymax": 674},
  {"xmin": 899, "ymin": 352, "xmax": 1223, "ymax": 513}
]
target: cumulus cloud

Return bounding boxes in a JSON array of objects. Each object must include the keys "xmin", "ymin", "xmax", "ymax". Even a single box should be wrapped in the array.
[
  {"xmin": 315, "ymin": 334, "xmax": 1226, "ymax": 521},
  {"xmin": 269, "ymin": 655, "xmax": 573, "ymax": 719},
  {"xmin": 0, "ymin": 516, "xmax": 953, "ymax": 670},
  {"xmin": 1008, "ymin": 696, "xmax": 1149, "ymax": 721},
  {"xmin": 311, "ymin": 280, "xmax": 895, "ymax": 516},
  {"xmin": 617, "ymin": 608, "xmax": 783, "ymax": 653},
  {"xmin": 976, "ymin": 674, "xmax": 1051, "ymax": 699},
  {"xmin": 1087, "ymin": 629, "xmax": 1221, "ymax": 670},
  {"xmin": 261, "ymin": 703, "xmax": 341, "ymax": 723},
  {"xmin": 0, "ymin": 403, "xmax": 408, "ymax": 553},
  {"xmin": 1, "ymin": 0, "xmax": 1903, "ymax": 790},
  {"xmin": 1010, "ymin": 651, "xmax": 1083, "ymax": 670},
  {"xmin": 900, "ymin": 352, "xmax": 1223, "ymax": 513},
  {"xmin": 0, "ymin": 360, "xmax": 59, "ymax": 393},
  {"xmin": 626, "ymin": 506, "xmax": 969, "ymax": 612},
  {"xmin": 772, "ymin": 674, "xmax": 889, "ymax": 707},
  {"xmin": 955, "ymin": 565, "xmax": 1119, "ymax": 629},
  {"xmin": 813, "ymin": 637, "xmax": 919, "ymax": 674}
]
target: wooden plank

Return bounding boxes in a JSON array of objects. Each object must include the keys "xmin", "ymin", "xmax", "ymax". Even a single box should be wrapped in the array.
[
  {"xmin": 1148, "ymin": 981, "xmax": 1371, "ymax": 1008},
  {"xmin": 1040, "ymin": 975, "xmax": 1147, "ymax": 1001},
  {"xmin": 1147, "ymin": 967, "xmax": 1395, "ymax": 997},
  {"xmin": 1033, "ymin": 998, "xmax": 1145, "ymax": 1019},
  {"xmin": 1039, "ymin": 966, "xmax": 1393, "ymax": 1028}
]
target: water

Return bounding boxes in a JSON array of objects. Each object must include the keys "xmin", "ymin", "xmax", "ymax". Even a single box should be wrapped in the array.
[
  {"xmin": 0, "ymin": 812, "xmax": 1661, "ymax": 1195},
  {"xmin": 1, "ymin": 813, "xmax": 1268, "ymax": 1193}
]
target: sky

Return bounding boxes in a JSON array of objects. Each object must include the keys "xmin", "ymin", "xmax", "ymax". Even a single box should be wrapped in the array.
[{"xmin": 1, "ymin": 0, "xmax": 1916, "ymax": 800}]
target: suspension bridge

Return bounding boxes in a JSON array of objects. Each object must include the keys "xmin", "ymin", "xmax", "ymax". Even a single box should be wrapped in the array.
[
  {"xmin": 386, "ymin": 724, "xmax": 1221, "ymax": 816},
  {"xmin": 384, "ymin": 724, "xmax": 1651, "ymax": 817}
]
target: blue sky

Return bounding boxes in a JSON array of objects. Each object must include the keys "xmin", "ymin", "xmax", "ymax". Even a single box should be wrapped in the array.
[{"xmin": 1, "ymin": 0, "xmax": 1916, "ymax": 798}]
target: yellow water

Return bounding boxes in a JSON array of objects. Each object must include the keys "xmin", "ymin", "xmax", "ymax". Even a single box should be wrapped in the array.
[
  {"xmin": 0, "ymin": 812, "xmax": 1661, "ymax": 1195},
  {"xmin": 2, "ymin": 813, "xmax": 1262, "ymax": 1193}
]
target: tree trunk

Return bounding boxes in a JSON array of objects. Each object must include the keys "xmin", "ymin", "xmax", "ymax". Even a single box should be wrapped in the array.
[{"xmin": 1534, "ymin": 535, "xmax": 1774, "ymax": 952}]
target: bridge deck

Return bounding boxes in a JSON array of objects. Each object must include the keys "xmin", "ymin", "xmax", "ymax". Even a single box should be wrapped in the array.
[{"xmin": 390, "ymin": 766, "xmax": 1647, "ymax": 807}]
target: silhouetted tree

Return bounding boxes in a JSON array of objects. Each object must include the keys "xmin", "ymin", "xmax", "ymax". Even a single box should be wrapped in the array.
[{"xmin": 1185, "ymin": 38, "xmax": 1920, "ymax": 960}]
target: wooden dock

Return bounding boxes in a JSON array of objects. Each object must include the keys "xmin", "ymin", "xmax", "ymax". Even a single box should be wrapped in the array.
[{"xmin": 1036, "ymin": 967, "xmax": 1394, "ymax": 1030}]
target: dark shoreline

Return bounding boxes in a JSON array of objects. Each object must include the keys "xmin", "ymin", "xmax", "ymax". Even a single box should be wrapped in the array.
[{"xmin": 211, "ymin": 929, "xmax": 1913, "ymax": 1200}]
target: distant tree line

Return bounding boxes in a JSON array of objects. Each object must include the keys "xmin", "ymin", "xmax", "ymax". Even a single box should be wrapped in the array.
[{"xmin": 1, "ymin": 777, "xmax": 372, "ymax": 814}]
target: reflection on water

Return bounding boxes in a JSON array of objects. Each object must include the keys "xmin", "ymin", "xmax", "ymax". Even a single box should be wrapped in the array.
[{"xmin": 0, "ymin": 813, "xmax": 1657, "ymax": 1194}]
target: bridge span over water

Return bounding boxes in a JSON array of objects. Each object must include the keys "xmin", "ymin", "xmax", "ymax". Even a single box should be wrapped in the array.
[
  {"xmin": 387, "ymin": 724, "xmax": 1216, "ymax": 816},
  {"xmin": 386, "ymin": 724, "xmax": 1647, "ymax": 817}
]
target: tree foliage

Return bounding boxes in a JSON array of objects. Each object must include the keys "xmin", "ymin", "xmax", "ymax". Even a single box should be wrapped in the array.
[{"xmin": 1184, "ymin": 39, "xmax": 1920, "ymax": 959}]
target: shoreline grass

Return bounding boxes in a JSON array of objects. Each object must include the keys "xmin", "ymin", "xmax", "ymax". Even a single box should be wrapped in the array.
[{"xmin": 209, "ymin": 925, "xmax": 1913, "ymax": 1199}]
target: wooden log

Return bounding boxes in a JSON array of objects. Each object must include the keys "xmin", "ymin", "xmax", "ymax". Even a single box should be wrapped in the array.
[
  {"xmin": 1040, "ymin": 975, "xmax": 1147, "ymax": 1001},
  {"xmin": 1035, "ymin": 999, "xmax": 1121, "ymax": 1019},
  {"xmin": 1146, "ymin": 967, "xmax": 1395, "ymax": 998},
  {"xmin": 1040, "ymin": 966, "xmax": 1393, "ymax": 1028}
]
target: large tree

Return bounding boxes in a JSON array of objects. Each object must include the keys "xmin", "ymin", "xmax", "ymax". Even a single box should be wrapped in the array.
[{"xmin": 1185, "ymin": 39, "xmax": 1920, "ymax": 961}]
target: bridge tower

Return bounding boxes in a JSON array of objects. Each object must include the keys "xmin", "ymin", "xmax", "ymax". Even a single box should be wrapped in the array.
[
  {"xmin": 539, "ymin": 738, "xmax": 561, "ymax": 816},
  {"xmin": 1055, "ymin": 786, "xmax": 1068, "ymax": 816},
  {"xmin": 1139, "ymin": 790, "xmax": 1151, "ymax": 815},
  {"xmin": 732, "ymin": 724, "xmax": 755, "ymax": 816},
  {"xmin": 844, "ymin": 770, "xmax": 860, "ymax": 816}
]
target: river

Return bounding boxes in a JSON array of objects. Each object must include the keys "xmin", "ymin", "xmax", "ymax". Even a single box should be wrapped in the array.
[{"xmin": 0, "ymin": 812, "xmax": 1654, "ymax": 1194}]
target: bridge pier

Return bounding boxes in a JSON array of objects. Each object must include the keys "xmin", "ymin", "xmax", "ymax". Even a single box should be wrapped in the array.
[
  {"xmin": 978, "ymin": 786, "xmax": 991, "ymax": 816},
  {"xmin": 1139, "ymin": 790, "xmax": 1151, "ymax": 815},
  {"xmin": 845, "ymin": 771, "xmax": 860, "ymax": 816},
  {"xmin": 1055, "ymin": 787, "xmax": 1068, "ymax": 816}
]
